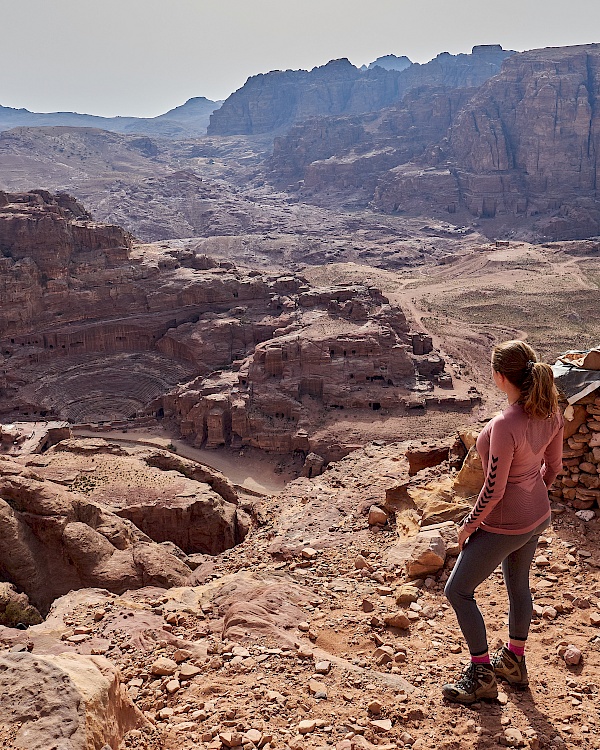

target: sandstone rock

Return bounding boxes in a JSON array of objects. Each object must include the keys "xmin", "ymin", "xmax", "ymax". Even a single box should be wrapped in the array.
[
  {"xmin": 298, "ymin": 719, "xmax": 317, "ymax": 734},
  {"xmin": 375, "ymin": 45, "xmax": 600, "ymax": 241},
  {"xmin": 383, "ymin": 612, "xmax": 411, "ymax": 629},
  {"xmin": 370, "ymin": 718, "xmax": 393, "ymax": 732},
  {"xmin": 0, "ymin": 651, "xmax": 146, "ymax": 749},
  {"xmin": 315, "ymin": 660, "xmax": 331, "ymax": 674},
  {"xmin": 0, "ymin": 582, "xmax": 43, "ymax": 627},
  {"xmin": 387, "ymin": 529, "xmax": 446, "ymax": 577},
  {"xmin": 396, "ymin": 584, "xmax": 420, "ymax": 605},
  {"xmin": 0, "ymin": 472, "xmax": 189, "ymax": 613},
  {"xmin": 563, "ymin": 645, "xmax": 582, "ymax": 665},
  {"xmin": 150, "ymin": 657, "xmax": 178, "ymax": 676},
  {"xmin": 213, "ymin": 46, "xmax": 509, "ymax": 137},
  {"xmin": 355, "ymin": 554, "xmax": 373, "ymax": 571},
  {"xmin": 368, "ymin": 505, "xmax": 389, "ymax": 526}
]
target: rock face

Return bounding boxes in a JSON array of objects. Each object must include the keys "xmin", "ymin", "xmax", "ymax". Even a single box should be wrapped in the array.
[
  {"xmin": 270, "ymin": 86, "xmax": 476, "ymax": 191},
  {"xmin": 208, "ymin": 47, "xmax": 511, "ymax": 136},
  {"xmin": 0, "ymin": 191, "xmax": 287, "ymax": 422},
  {"xmin": 374, "ymin": 44, "xmax": 600, "ymax": 240},
  {"xmin": 0, "ymin": 438, "xmax": 250, "ymax": 613},
  {"xmin": 0, "ymin": 582, "xmax": 43, "ymax": 627},
  {"xmin": 0, "ymin": 191, "xmax": 477, "ymax": 448},
  {"xmin": 0, "ymin": 450, "xmax": 196, "ymax": 613},
  {"xmin": 368, "ymin": 54, "xmax": 412, "ymax": 72},
  {"xmin": 0, "ymin": 651, "xmax": 145, "ymax": 750},
  {"xmin": 161, "ymin": 284, "xmax": 464, "ymax": 459}
]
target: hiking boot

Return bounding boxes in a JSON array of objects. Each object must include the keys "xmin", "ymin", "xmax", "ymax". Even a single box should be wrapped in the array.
[
  {"xmin": 442, "ymin": 662, "xmax": 498, "ymax": 704},
  {"xmin": 491, "ymin": 646, "xmax": 529, "ymax": 688}
]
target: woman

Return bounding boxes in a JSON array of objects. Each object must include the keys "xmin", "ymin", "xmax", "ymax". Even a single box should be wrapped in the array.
[{"xmin": 442, "ymin": 340, "xmax": 564, "ymax": 704}]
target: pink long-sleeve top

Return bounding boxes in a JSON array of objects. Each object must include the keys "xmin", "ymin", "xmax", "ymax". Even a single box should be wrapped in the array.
[{"xmin": 462, "ymin": 403, "xmax": 564, "ymax": 535}]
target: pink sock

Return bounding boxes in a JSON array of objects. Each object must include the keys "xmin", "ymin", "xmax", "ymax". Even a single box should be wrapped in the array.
[
  {"xmin": 508, "ymin": 642, "xmax": 525, "ymax": 657},
  {"xmin": 471, "ymin": 653, "xmax": 490, "ymax": 664}
]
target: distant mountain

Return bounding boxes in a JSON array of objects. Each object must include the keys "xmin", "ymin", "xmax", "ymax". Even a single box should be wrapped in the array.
[
  {"xmin": 373, "ymin": 43, "xmax": 600, "ymax": 240},
  {"xmin": 0, "ymin": 96, "xmax": 222, "ymax": 138},
  {"xmin": 207, "ymin": 45, "xmax": 512, "ymax": 136},
  {"xmin": 368, "ymin": 54, "xmax": 412, "ymax": 72}
]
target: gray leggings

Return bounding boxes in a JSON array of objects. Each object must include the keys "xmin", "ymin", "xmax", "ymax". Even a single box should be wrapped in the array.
[{"xmin": 444, "ymin": 517, "xmax": 550, "ymax": 656}]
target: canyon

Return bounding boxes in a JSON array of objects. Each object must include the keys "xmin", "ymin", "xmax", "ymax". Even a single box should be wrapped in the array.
[{"xmin": 1, "ymin": 39, "xmax": 600, "ymax": 750}]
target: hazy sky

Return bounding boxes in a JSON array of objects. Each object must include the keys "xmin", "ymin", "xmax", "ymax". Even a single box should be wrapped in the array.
[{"xmin": 2, "ymin": 0, "xmax": 600, "ymax": 118}]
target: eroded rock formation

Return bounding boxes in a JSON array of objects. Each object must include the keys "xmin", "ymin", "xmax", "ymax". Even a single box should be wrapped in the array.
[
  {"xmin": 0, "ymin": 438, "xmax": 249, "ymax": 613},
  {"xmin": 161, "ymin": 284, "xmax": 474, "ymax": 460},
  {"xmin": 0, "ymin": 192, "xmax": 476, "ymax": 453},
  {"xmin": 374, "ymin": 44, "xmax": 600, "ymax": 240},
  {"xmin": 208, "ymin": 47, "xmax": 511, "ymax": 136},
  {"xmin": 270, "ymin": 86, "xmax": 477, "ymax": 192}
]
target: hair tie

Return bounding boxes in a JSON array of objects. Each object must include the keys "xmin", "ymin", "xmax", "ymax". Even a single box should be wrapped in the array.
[{"xmin": 526, "ymin": 360, "xmax": 535, "ymax": 373}]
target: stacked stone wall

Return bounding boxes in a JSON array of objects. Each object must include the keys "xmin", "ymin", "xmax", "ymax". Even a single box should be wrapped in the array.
[{"xmin": 550, "ymin": 391, "xmax": 600, "ymax": 510}]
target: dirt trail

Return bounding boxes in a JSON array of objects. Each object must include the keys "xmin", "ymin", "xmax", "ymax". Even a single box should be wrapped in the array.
[{"xmin": 72, "ymin": 427, "xmax": 294, "ymax": 495}]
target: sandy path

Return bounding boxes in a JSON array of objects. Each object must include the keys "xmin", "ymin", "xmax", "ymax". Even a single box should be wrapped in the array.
[{"xmin": 72, "ymin": 428, "xmax": 293, "ymax": 495}]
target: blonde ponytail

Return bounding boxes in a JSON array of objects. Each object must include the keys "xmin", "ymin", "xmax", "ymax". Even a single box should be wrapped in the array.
[
  {"xmin": 523, "ymin": 362, "xmax": 559, "ymax": 419},
  {"xmin": 492, "ymin": 340, "xmax": 559, "ymax": 419}
]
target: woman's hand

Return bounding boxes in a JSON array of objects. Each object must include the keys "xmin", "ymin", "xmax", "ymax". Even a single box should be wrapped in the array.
[{"xmin": 458, "ymin": 525, "xmax": 471, "ymax": 551}]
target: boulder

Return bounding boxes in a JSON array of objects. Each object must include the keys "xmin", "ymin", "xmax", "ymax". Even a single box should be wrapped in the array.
[
  {"xmin": 387, "ymin": 529, "xmax": 447, "ymax": 577},
  {"xmin": 0, "ymin": 651, "xmax": 146, "ymax": 749},
  {"xmin": 0, "ymin": 582, "xmax": 43, "ymax": 627},
  {"xmin": 0, "ymin": 471, "xmax": 189, "ymax": 614}
]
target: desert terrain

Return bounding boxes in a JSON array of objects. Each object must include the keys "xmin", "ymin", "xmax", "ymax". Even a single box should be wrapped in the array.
[{"xmin": 1, "ymin": 42, "xmax": 600, "ymax": 750}]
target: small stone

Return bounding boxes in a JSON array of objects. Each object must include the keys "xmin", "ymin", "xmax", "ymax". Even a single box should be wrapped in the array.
[
  {"xmin": 575, "ymin": 509, "xmax": 596, "ymax": 521},
  {"xmin": 498, "ymin": 691, "xmax": 509, "ymax": 706},
  {"xmin": 302, "ymin": 547, "xmax": 318, "ymax": 559},
  {"xmin": 298, "ymin": 719, "xmax": 317, "ymax": 734},
  {"xmin": 362, "ymin": 599, "xmax": 375, "ymax": 613},
  {"xmin": 173, "ymin": 648, "xmax": 193, "ymax": 663},
  {"xmin": 165, "ymin": 612, "xmax": 178, "ymax": 625},
  {"xmin": 368, "ymin": 699, "xmax": 382, "ymax": 714},
  {"xmin": 243, "ymin": 729, "xmax": 263, "ymax": 744},
  {"xmin": 383, "ymin": 612, "xmax": 411, "ymax": 629},
  {"xmin": 449, "ymin": 644, "xmax": 462, "ymax": 654},
  {"xmin": 165, "ymin": 679, "xmax": 180, "ymax": 694},
  {"xmin": 298, "ymin": 621, "xmax": 310, "ymax": 632},
  {"xmin": 151, "ymin": 657, "xmax": 178, "ymax": 676},
  {"xmin": 94, "ymin": 609, "xmax": 106, "ymax": 622},
  {"xmin": 370, "ymin": 718, "xmax": 393, "ymax": 732},
  {"xmin": 158, "ymin": 707, "xmax": 174, "ymax": 720},
  {"xmin": 374, "ymin": 646, "xmax": 394, "ymax": 665},
  {"xmin": 179, "ymin": 663, "xmax": 201, "ymax": 678},
  {"xmin": 396, "ymin": 585, "xmax": 420, "ymax": 605},
  {"xmin": 368, "ymin": 505, "xmax": 389, "ymax": 526},
  {"xmin": 589, "ymin": 612, "xmax": 600, "ymax": 627},
  {"xmin": 219, "ymin": 732, "xmax": 243, "ymax": 748},
  {"xmin": 563, "ymin": 645, "xmax": 582, "ymax": 665},
  {"xmin": 309, "ymin": 679, "xmax": 328, "ymax": 698},
  {"xmin": 232, "ymin": 645, "xmax": 251, "ymax": 658},
  {"xmin": 535, "ymin": 555, "xmax": 550, "ymax": 567},
  {"xmin": 297, "ymin": 644, "xmax": 313, "ymax": 659},
  {"xmin": 542, "ymin": 606, "xmax": 557, "ymax": 620},
  {"xmin": 503, "ymin": 727, "xmax": 524, "ymax": 746},
  {"xmin": 355, "ymin": 554, "xmax": 373, "ymax": 571},
  {"xmin": 315, "ymin": 660, "xmax": 331, "ymax": 674}
]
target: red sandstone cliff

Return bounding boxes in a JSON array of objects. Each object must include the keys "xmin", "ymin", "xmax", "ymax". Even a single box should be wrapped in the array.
[
  {"xmin": 208, "ymin": 47, "xmax": 511, "ymax": 136},
  {"xmin": 374, "ymin": 44, "xmax": 600, "ymax": 240}
]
